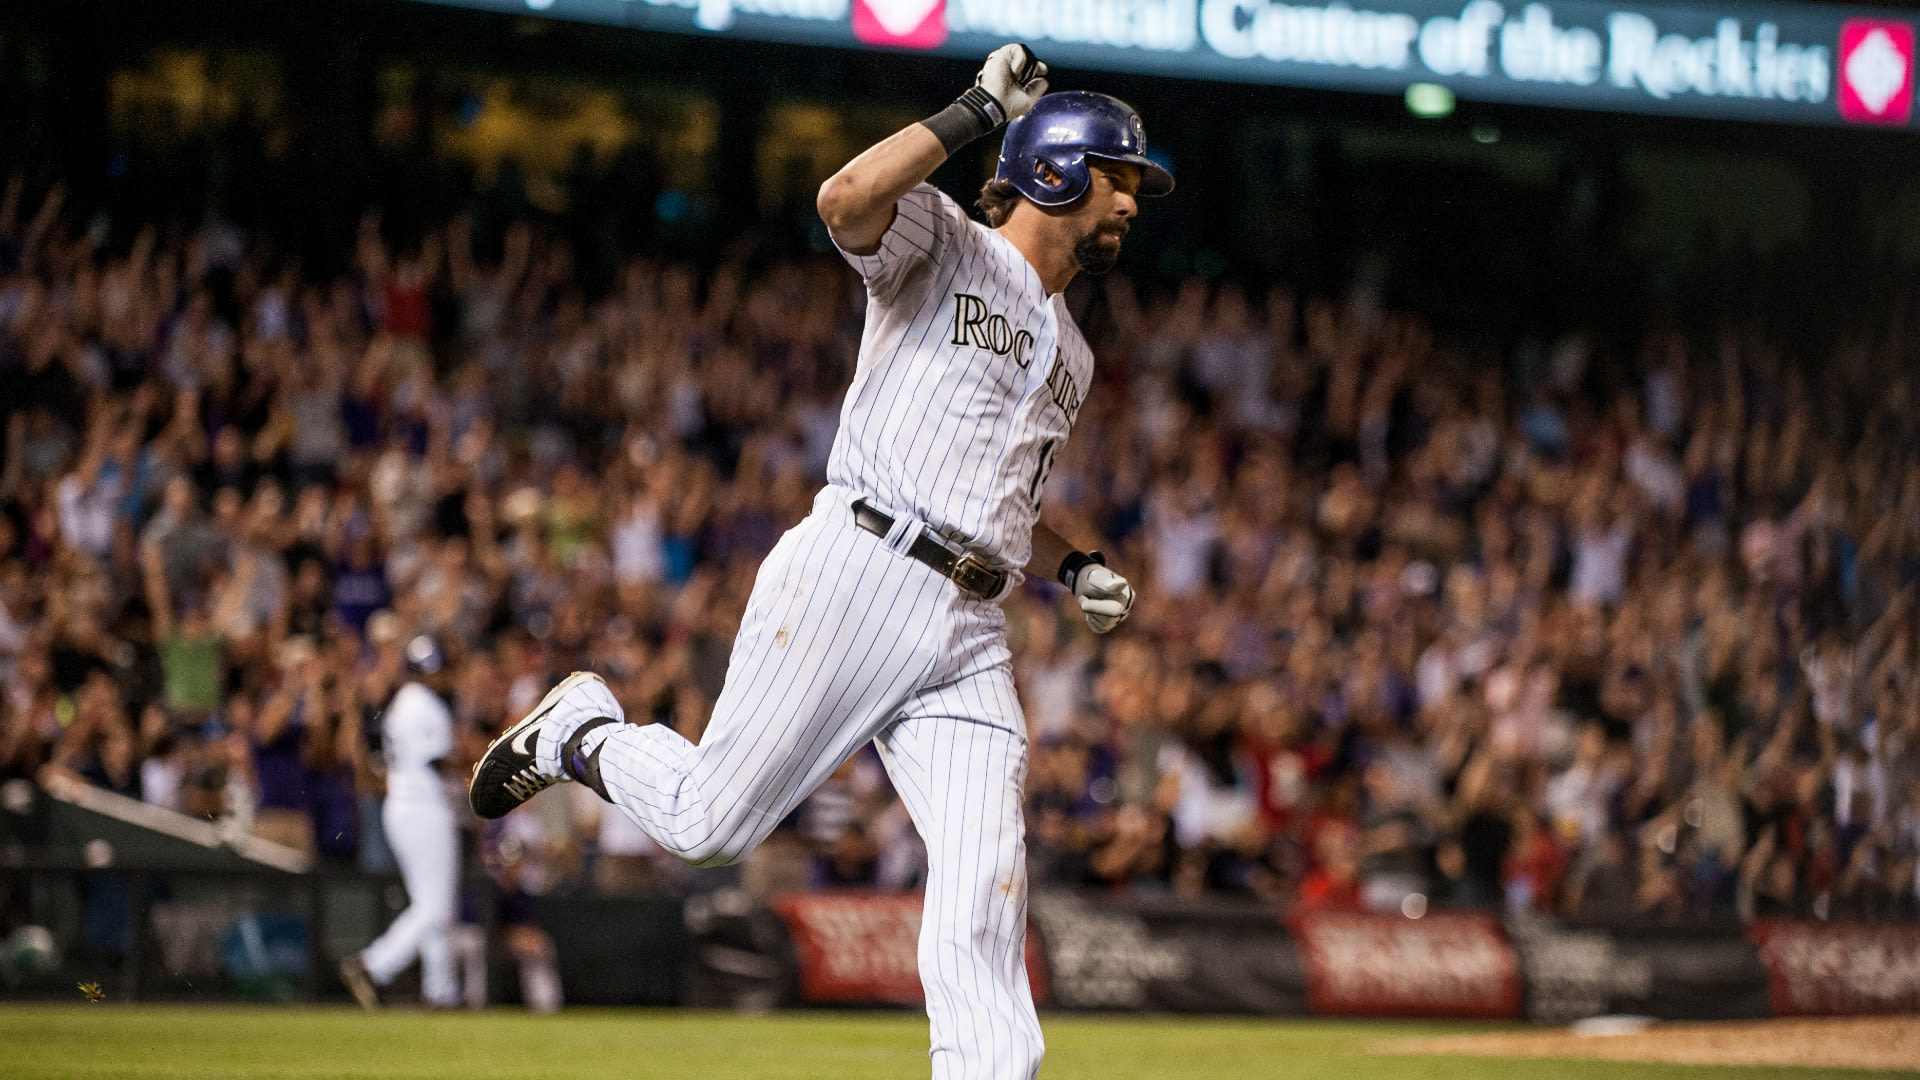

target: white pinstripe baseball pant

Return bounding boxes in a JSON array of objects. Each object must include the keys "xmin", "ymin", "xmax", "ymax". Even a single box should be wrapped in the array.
[{"xmin": 574, "ymin": 484, "xmax": 1044, "ymax": 1080}]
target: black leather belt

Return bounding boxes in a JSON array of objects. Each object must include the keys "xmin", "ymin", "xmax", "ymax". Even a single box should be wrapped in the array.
[{"xmin": 851, "ymin": 499, "xmax": 1009, "ymax": 600}]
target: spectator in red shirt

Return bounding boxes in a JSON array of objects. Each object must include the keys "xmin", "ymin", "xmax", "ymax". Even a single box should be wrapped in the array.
[
  {"xmin": 1503, "ymin": 810, "xmax": 1566, "ymax": 913},
  {"xmin": 1297, "ymin": 823, "xmax": 1362, "ymax": 911}
]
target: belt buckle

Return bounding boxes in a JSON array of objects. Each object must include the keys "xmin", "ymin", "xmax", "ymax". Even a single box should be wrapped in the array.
[{"xmin": 950, "ymin": 553, "xmax": 1000, "ymax": 599}]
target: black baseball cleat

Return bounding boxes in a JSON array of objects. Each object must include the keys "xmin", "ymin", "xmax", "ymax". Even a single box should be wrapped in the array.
[{"xmin": 468, "ymin": 671, "xmax": 623, "ymax": 819}]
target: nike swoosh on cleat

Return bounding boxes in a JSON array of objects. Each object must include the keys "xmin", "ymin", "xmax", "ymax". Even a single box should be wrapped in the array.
[
  {"xmin": 497, "ymin": 673, "xmax": 597, "ymax": 763},
  {"xmin": 508, "ymin": 713, "xmax": 545, "ymax": 757}
]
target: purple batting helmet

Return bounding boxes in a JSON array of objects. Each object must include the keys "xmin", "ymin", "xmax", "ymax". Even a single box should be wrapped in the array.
[{"xmin": 994, "ymin": 91, "xmax": 1175, "ymax": 208}]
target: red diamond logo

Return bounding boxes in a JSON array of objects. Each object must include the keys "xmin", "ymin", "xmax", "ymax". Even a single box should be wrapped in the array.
[
  {"xmin": 852, "ymin": 0, "xmax": 947, "ymax": 49},
  {"xmin": 1838, "ymin": 19, "xmax": 1915, "ymax": 125}
]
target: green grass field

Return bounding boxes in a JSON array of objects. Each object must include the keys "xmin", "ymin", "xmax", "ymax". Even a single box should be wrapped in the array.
[{"xmin": 0, "ymin": 1006, "xmax": 1906, "ymax": 1080}]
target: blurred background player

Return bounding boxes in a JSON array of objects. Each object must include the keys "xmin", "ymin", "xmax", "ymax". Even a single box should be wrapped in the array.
[{"xmin": 340, "ymin": 636, "xmax": 458, "ymax": 1010}]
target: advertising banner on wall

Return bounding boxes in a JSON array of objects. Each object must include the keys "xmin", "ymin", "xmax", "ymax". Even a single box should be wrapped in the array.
[
  {"xmin": 1747, "ymin": 919, "xmax": 1920, "ymax": 1016},
  {"xmin": 1030, "ymin": 891, "xmax": 1307, "ymax": 1013},
  {"xmin": 405, "ymin": 0, "xmax": 1919, "ymax": 129},
  {"xmin": 1290, "ymin": 909, "xmax": 1523, "ymax": 1018},
  {"xmin": 771, "ymin": 890, "xmax": 1302, "ymax": 1012},
  {"xmin": 772, "ymin": 891, "xmax": 924, "ymax": 1004},
  {"xmin": 1509, "ymin": 920, "xmax": 1771, "ymax": 1023},
  {"xmin": 760, "ymin": 892, "xmax": 1920, "ymax": 1020},
  {"xmin": 771, "ymin": 892, "xmax": 1050, "ymax": 1005}
]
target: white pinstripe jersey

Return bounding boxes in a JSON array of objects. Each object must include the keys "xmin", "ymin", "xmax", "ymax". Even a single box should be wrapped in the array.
[{"xmin": 832, "ymin": 183, "xmax": 1093, "ymax": 572}]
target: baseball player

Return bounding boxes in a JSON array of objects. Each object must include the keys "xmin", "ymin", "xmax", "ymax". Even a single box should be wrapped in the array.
[
  {"xmin": 342, "ymin": 636, "xmax": 459, "ymax": 1010},
  {"xmin": 469, "ymin": 44, "xmax": 1167, "ymax": 1079}
]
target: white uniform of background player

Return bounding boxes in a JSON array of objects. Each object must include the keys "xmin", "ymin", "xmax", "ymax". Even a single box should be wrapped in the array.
[
  {"xmin": 470, "ymin": 45, "xmax": 1158, "ymax": 1079},
  {"xmin": 346, "ymin": 637, "xmax": 459, "ymax": 1008}
]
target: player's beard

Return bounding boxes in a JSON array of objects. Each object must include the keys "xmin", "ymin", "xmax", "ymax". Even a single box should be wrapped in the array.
[{"xmin": 1073, "ymin": 222, "xmax": 1127, "ymax": 276}]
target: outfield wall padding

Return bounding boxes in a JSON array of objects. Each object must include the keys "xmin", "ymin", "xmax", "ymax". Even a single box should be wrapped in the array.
[
  {"xmin": 533, "ymin": 895, "xmax": 687, "ymax": 1006},
  {"xmin": 758, "ymin": 891, "xmax": 1915, "ymax": 1023},
  {"xmin": 4, "ymin": 851, "xmax": 1916, "ymax": 1017}
]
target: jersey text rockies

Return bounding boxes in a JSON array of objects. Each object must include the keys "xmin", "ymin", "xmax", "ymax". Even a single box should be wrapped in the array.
[{"xmin": 830, "ymin": 184, "xmax": 1097, "ymax": 569}]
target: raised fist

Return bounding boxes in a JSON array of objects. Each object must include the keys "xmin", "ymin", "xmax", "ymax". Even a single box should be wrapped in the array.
[{"xmin": 975, "ymin": 43, "xmax": 1049, "ymax": 125}]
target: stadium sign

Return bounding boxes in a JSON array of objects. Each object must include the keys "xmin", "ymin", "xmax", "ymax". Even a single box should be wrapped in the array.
[
  {"xmin": 417, "ymin": 0, "xmax": 1919, "ymax": 128},
  {"xmin": 1748, "ymin": 920, "xmax": 1920, "ymax": 1015}
]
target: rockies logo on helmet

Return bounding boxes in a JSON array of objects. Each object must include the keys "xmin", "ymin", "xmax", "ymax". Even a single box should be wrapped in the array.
[{"xmin": 994, "ymin": 91, "xmax": 1175, "ymax": 208}]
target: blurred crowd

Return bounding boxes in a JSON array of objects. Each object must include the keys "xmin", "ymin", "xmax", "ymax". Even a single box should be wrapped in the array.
[{"xmin": 1, "ymin": 169, "xmax": 1917, "ymax": 925}]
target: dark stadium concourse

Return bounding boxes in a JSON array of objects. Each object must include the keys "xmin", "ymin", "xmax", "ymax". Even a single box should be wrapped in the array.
[{"xmin": 2, "ymin": 0, "xmax": 1920, "ymax": 1019}]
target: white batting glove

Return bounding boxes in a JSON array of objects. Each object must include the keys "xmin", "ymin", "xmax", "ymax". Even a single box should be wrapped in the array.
[
  {"xmin": 976, "ymin": 44, "xmax": 1049, "ymax": 124},
  {"xmin": 1073, "ymin": 563, "xmax": 1135, "ymax": 634}
]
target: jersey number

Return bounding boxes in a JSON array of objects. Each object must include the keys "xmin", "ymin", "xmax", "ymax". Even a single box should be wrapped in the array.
[{"xmin": 1028, "ymin": 439, "xmax": 1060, "ymax": 511}]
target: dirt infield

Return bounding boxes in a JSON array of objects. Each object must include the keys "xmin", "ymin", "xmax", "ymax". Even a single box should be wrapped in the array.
[{"xmin": 1381, "ymin": 1015, "xmax": 1920, "ymax": 1072}]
